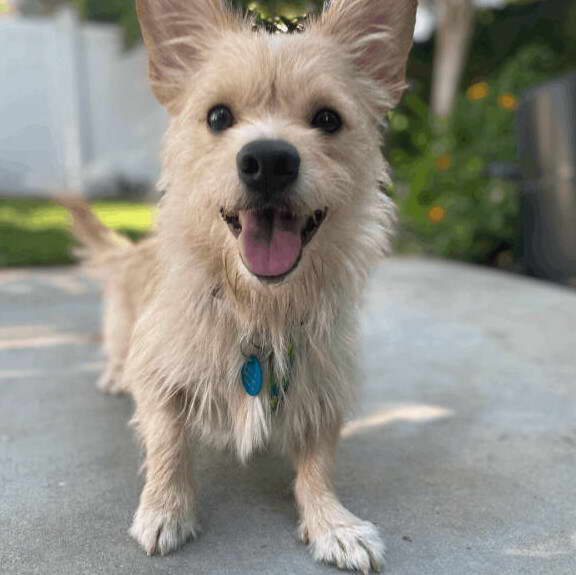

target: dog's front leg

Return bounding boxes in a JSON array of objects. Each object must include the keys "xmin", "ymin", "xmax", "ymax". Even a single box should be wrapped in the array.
[
  {"xmin": 129, "ymin": 393, "xmax": 198, "ymax": 556},
  {"xmin": 293, "ymin": 433, "xmax": 385, "ymax": 574}
]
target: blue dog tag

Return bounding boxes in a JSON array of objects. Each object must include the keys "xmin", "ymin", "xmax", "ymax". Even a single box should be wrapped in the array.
[{"xmin": 241, "ymin": 355, "xmax": 263, "ymax": 396}]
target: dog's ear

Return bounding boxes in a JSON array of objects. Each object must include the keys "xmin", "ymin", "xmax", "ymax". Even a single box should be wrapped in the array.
[
  {"xmin": 318, "ymin": 0, "xmax": 417, "ymax": 108},
  {"xmin": 136, "ymin": 0, "xmax": 240, "ymax": 114}
]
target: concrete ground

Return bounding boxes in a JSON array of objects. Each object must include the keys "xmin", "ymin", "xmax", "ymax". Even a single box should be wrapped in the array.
[{"xmin": 1, "ymin": 257, "xmax": 576, "ymax": 575}]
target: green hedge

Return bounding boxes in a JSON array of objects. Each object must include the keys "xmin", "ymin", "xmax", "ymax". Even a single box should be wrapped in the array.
[{"xmin": 389, "ymin": 44, "xmax": 563, "ymax": 268}]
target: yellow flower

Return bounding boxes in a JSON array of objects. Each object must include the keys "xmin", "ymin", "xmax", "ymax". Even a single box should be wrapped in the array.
[
  {"xmin": 436, "ymin": 154, "xmax": 451, "ymax": 172},
  {"xmin": 428, "ymin": 206, "xmax": 446, "ymax": 224},
  {"xmin": 467, "ymin": 82, "xmax": 489, "ymax": 101},
  {"xmin": 499, "ymin": 92, "xmax": 519, "ymax": 111}
]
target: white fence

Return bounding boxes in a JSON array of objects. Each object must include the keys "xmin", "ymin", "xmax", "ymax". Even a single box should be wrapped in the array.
[{"xmin": 0, "ymin": 8, "xmax": 168, "ymax": 196}]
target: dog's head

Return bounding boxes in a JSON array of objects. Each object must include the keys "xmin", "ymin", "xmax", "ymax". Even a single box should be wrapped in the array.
[{"xmin": 138, "ymin": 0, "xmax": 416, "ymax": 292}]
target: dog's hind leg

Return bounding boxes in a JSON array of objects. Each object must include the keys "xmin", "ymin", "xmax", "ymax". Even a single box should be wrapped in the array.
[
  {"xmin": 130, "ymin": 392, "xmax": 199, "ymax": 556},
  {"xmin": 293, "ymin": 432, "xmax": 385, "ymax": 574},
  {"xmin": 97, "ymin": 284, "xmax": 133, "ymax": 395}
]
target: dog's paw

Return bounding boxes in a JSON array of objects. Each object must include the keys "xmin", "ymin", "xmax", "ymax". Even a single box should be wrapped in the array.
[
  {"xmin": 129, "ymin": 507, "xmax": 199, "ymax": 556},
  {"xmin": 305, "ymin": 521, "xmax": 385, "ymax": 574},
  {"xmin": 97, "ymin": 367, "xmax": 126, "ymax": 395}
]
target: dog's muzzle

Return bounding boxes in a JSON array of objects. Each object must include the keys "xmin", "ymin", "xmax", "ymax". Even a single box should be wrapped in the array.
[{"xmin": 221, "ymin": 139, "xmax": 326, "ymax": 283}]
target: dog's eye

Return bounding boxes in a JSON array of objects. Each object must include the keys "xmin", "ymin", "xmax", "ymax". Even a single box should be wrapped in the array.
[
  {"xmin": 207, "ymin": 105, "xmax": 235, "ymax": 132},
  {"xmin": 311, "ymin": 109, "xmax": 342, "ymax": 134}
]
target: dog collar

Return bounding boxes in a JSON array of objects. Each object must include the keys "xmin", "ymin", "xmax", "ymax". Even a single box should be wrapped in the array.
[{"xmin": 241, "ymin": 344, "xmax": 294, "ymax": 411}]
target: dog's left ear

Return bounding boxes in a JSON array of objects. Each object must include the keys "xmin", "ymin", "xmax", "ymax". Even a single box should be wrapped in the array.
[{"xmin": 318, "ymin": 0, "xmax": 417, "ymax": 108}]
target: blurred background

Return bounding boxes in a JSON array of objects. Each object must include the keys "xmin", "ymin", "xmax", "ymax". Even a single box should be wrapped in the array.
[{"xmin": 0, "ymin": 0, "xmax": 574, "ymax": 284}]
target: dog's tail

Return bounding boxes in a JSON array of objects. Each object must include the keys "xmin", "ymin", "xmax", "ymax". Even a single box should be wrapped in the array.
[{"xmin": 58, "ymin": 197, "xmax": 133, "ymax": 262}]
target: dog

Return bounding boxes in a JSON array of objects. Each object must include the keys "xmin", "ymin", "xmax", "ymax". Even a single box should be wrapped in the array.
[{"xmin": 65, "ymin": 0, "xmax": 416, "ymax": 572}]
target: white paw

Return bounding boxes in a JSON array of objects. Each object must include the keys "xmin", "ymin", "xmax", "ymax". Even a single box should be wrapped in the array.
[
  {"xmin": 129, "ymin": 506, "xmax": 199, "ymax": 556},
  {"xmin": 307, "ymin": 521, "xmax": 385, "ymax": 574},
  {"xmin": 97, "ymin": 367, "xmax": 126, "ymax": 395}
]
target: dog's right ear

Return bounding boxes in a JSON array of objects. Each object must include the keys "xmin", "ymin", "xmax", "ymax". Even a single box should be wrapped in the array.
[
  {"xmin": 137, "ymin": 0, "xmax": 239, "ymax": 115},
  {"xmin": 317, "ymin": 0, "xmax": 417, "ymax": 109}
]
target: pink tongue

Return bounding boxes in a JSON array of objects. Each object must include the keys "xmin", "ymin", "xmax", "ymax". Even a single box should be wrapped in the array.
[{"xmin": 239, "ymin": 210, "xmax": 302, "ymax": 277}]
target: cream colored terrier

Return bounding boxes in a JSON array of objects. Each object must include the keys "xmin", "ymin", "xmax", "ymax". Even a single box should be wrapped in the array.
[{"xmin": 66, "ymin": 0, "xmax": 417, "ymax": 572}]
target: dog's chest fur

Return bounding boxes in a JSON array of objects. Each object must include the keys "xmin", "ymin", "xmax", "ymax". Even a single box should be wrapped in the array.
[{"xmin": 125, "ymin": 257, "xmax": 361, "ymax": 461}]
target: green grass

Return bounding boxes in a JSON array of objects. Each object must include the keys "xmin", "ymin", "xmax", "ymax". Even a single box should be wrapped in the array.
[{"xmin": 0, "ymin": 198, "xmax": 154, "ymax": 267}]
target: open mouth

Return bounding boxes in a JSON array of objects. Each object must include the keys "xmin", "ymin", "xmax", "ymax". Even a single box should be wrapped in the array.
[{"xmin": 220, "ymin": 206, "xmax": 327, "ymax": 281}]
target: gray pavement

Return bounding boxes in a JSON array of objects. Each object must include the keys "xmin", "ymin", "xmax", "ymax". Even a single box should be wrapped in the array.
[{"xmin": 1, "ymin": 258, "xmax": 576, "ymax": 575}]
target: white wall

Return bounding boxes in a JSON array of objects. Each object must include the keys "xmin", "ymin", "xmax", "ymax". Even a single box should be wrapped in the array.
[{"xmin": 0, "ymin": 8, "xmax": 168, "ymax": 196}]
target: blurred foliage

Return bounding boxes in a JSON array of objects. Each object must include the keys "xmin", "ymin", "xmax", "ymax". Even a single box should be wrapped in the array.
[
  {"xmin": 389, "ymin": 84, "xmax": 521, "ymax": 267},
  {"xmin": 242, "ymin": 1, "xmax": 321, "ymax": 19},
  {"xmin": 0, "ymin": 199, "xmax": 152, "ymax": 267},
  {"xmin": 392, "ymin": 0, "xmax": 575, "ymax": 268}
]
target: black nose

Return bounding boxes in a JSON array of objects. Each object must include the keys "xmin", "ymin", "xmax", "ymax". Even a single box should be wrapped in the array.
[{"xmin": 237, "ymin": 139, "xmax": 300, "ymax": 195}]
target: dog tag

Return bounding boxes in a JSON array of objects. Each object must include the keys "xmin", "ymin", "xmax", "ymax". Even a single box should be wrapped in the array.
[{"xmin": 242, "ymin": 355, "xmax": 263, "ymax": 396}]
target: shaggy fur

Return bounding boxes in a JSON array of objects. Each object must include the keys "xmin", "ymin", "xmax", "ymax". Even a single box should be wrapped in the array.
[{"xmin": 66, "ymin": 0, "xmax": 417, "ymax": 572}]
